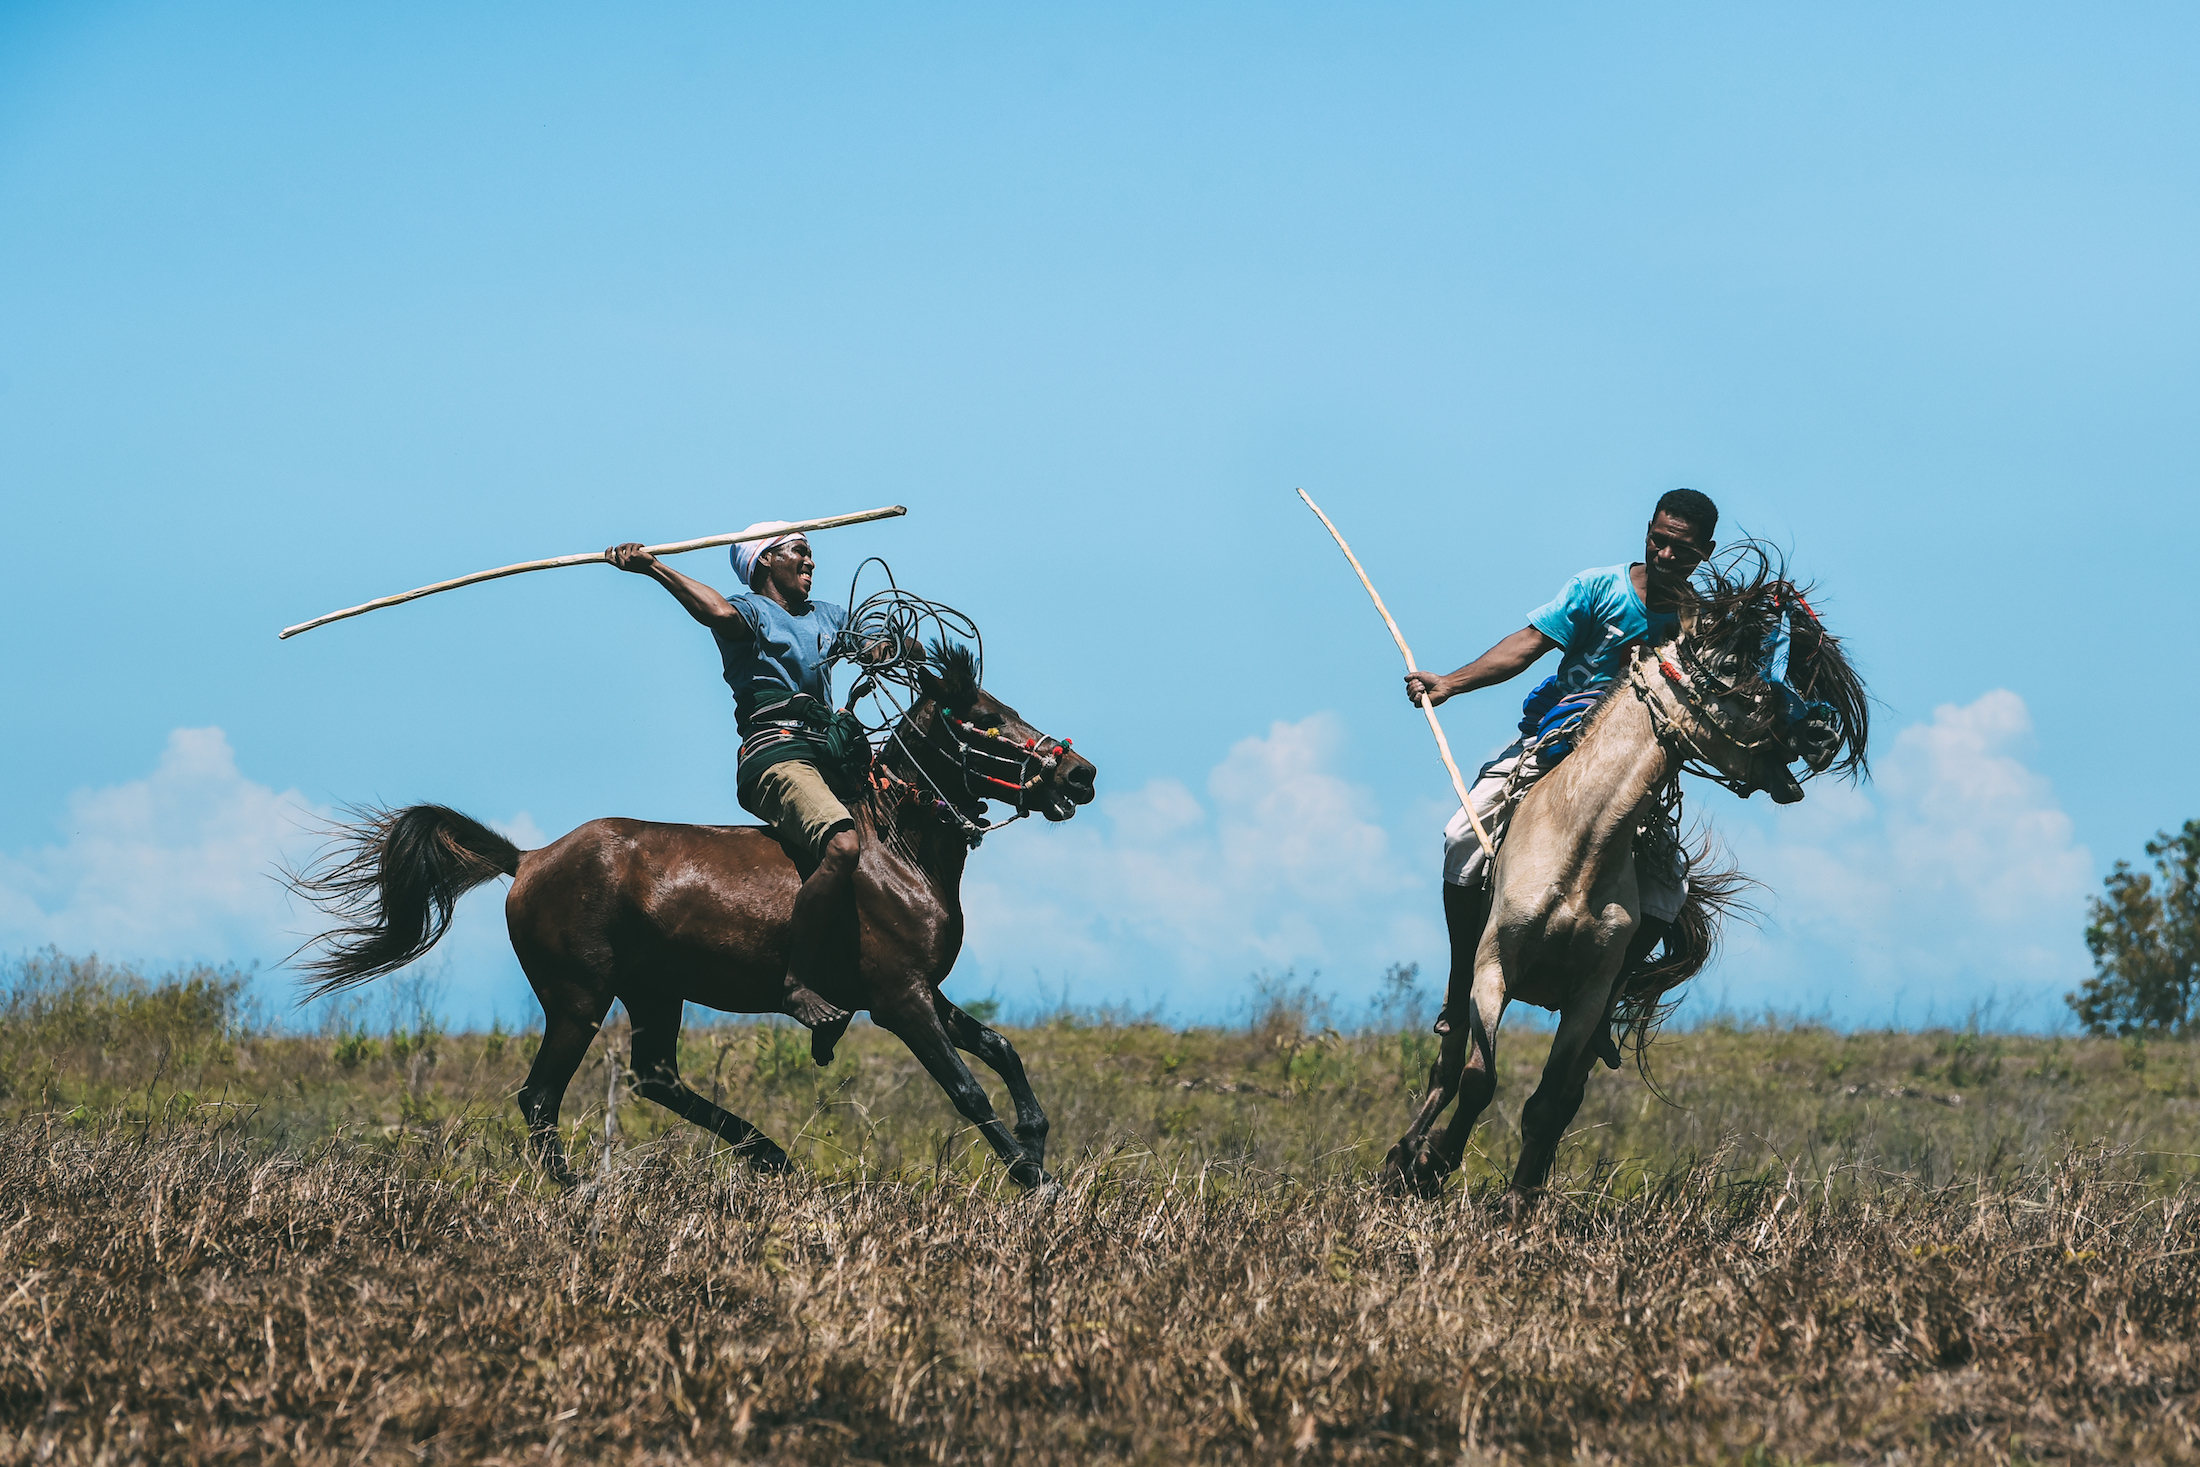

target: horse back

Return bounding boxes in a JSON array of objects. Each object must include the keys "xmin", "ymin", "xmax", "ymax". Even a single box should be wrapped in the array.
[{"xmin": 506, "ymin": 818, "xmax": 801, "ymax": 990}]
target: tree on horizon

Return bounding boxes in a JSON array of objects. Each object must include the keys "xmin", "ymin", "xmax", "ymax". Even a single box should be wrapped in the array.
[{"xmin": 2070, "ymin": 819, "xmax": 2200, "ymax": 1036}]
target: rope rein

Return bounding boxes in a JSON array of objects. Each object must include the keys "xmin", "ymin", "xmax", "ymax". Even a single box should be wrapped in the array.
[{"xmin": 818, "ymin": 559, "xmax": 1075, "ymax": 848}]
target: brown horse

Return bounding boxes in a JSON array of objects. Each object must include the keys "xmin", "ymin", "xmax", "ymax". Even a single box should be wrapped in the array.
[{"xmin": 290, "ymin": 646, "xmax": 1095, "ymax": 1191}]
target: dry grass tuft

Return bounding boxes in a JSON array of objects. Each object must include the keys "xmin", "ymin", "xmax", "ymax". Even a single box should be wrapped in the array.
[
  {"xmin": 5, "ymin": 956, "xmax": 2200, "ymax": 1462},
  {"xmin": 5, "ymin": 1122, "xmax": 2199, "ymax": 1463}
]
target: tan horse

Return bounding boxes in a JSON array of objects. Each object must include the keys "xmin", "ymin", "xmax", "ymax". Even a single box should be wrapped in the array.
[{"xmin": 1386, "ymin": 557, "xmax": 1867, "ymax": 1200}]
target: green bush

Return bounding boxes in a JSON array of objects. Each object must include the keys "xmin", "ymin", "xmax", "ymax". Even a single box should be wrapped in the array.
[{"xmin": 1, "ymin": 949, "xmax": 247, "ymax": 1068}]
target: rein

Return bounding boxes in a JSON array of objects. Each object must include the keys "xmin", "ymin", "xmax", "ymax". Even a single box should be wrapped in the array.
[
  {"xmin": 1628, "ymin": 645, "xmax": 1786, "ymax": 798},
  {"xmin": 877, "ymin": 705, "xmax": 1077, "ymax": 848}
]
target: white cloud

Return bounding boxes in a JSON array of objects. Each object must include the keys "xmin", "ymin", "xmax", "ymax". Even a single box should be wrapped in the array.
[
  {"xmin": 957, "ymin": 713, "xmax": 1441, "ymax": 1018},
  {"xmin": 0, "ymin": 728, "xmax": 325, "ymax": 967},
  {"xmin": 0, "ymin": 730, "xmax": 538, "ymax": 1026},
  {"xmin": 1717, "ymin": 689, "xmax": 2094, "ymax": 1026}
]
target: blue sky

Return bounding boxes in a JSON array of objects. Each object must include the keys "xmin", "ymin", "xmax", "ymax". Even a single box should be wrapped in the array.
[{"xmin": 2, "ymin": 3, "xmax": 2195, "ymax": 1029}]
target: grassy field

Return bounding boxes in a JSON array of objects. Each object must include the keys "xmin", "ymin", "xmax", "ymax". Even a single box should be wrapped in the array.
[{"xmin": 4, "ymin": 953, "xmax": 2199, "ymax": 1463}]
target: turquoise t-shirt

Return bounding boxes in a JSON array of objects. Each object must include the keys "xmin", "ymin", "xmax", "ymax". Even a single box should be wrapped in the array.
[{"xmin": 1527, "ymin": 564, "xmax": 1678, "ymax": 694}]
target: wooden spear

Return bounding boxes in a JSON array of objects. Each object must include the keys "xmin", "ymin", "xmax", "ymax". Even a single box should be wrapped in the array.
[
  {"xmin": 1297, "ymin": 488, "xmax": 1494, "ymax": 859},
  {"xmin": 278, "ymin": 504, "xmax": 908, "ymax": 640}
]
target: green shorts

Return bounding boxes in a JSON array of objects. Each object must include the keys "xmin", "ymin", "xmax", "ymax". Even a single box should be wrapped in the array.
[{"xmin": 749, "ymin": 759, "xmax": 856, "ymax": 865}]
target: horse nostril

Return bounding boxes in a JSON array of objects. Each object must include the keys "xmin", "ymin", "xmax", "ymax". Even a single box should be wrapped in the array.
[{"xmin": 1064, "ymin": 762, "xmax": 1096, "ymax": 800}]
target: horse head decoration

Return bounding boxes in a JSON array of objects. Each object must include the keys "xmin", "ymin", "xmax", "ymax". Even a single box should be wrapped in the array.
[
  {"xmin": 1638, "ymin": 544, "xmax": 1870, "ymax": 804},
  {"xmin": 1387, "ymin": 545, "xmax": 1867, "ymax": 1202}
]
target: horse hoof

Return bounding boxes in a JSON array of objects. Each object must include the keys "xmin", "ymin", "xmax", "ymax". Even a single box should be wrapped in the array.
[
  {"xmin": 1027, "ymin": 1173, "xmax": 1064, "ymax": 1201},
  {"xmin": 1498, "ymin": 1186, "xmax": 1544, "ymax": 1222},
  {"xmin": 1381, "ymin": 1144, "xmax": 1446, "ymax": 1200},
  {"xmin": 1378, "ymin": 1145, "xmax": 1413, "ymax": 1194},
  {"xmin": 732, "ymin": 1137, "xmax": 792, "ymax": 1174}
]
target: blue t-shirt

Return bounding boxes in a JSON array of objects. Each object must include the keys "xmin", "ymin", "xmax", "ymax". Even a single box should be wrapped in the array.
[
  {"xmin": 1527, "ymin": 564, "xmax": 1678, "ymax": 694},
  {"xmin": 712, "ymin": 593, "xmax": 849, "ymax": 723}
]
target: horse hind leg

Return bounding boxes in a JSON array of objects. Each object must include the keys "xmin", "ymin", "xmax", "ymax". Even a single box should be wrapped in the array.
[
  {"xmin": 935, "ymin": 994, "xmax": 1049, "ymax": 1169},
  {"xmin": 517, "ymin": 999, "xmax": 608, "ymax": 1189},
  {"xmin": 624, "ymin": 994, "xmax": 790, "ymax": 1174}
]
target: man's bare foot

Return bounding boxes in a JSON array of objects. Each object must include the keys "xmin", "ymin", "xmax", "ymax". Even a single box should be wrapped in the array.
[
  {"xmin": 809, "ymin": 1010, "xmax": 852, "ymax": 1066},
  {"xmin": 783, "ymin": 985, "xmax": 852, "ymax": 1065}
]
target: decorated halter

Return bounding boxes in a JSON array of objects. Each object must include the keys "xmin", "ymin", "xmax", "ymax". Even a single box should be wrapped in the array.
[
  {"xmin": 927, "ymin": 707, "xmax": 1074, "ymax": 816},
  {"xmin": 872, "ymin": 700, "xmax": 1076, "ymax": 847},
  {"xmin": 1631, "ymin": 596, "xmax": 1841, "ymax": 801}
]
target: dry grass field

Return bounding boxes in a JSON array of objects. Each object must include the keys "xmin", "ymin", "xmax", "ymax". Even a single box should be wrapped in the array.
[{"xmin": 4, "ymin": 953, "xmax": 2199, "ymax": 1464}]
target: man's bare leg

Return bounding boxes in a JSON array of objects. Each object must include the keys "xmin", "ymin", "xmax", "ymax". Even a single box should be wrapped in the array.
[{"xmin": 783, "ymin": 826, "xmax": 859, "ymax": 1065}]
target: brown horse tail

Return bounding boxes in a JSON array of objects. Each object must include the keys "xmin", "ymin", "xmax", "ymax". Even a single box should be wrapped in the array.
[
  {"xmin": 1612, "ymin": 832, "xmax": 1758, "ymax": 1075},
  {"xmin": 286, "ymin": 804, "xmax": 523, "ymax": 999}
]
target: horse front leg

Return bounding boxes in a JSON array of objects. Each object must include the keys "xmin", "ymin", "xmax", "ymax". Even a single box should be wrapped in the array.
[
  {"xmin": 935, "ymin": 994, "xmax": 1049, "ymax": 1169},
  {"xmin": 624, "ymin": 994, "xmax": 790, "ymax": 1174},
  {"xmin": 1383, "ymin": 882, "xmax": 1490, "ymax": 1196},
  {"xmin": 1419, "ymin": 973, "xmax": 1506, "ymax": 1190},
  {"xmin": 877, "ymin": 985, "xmax": 1055, "ymax": 1194},
  {"xmin": 1508, "ymin": 979, "xmax": 1619, "ymax": 1199}
]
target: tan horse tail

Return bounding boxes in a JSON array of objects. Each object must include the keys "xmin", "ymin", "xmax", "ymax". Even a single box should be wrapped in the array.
[{"xmin": 1613, "ymin": 833, "xmax": 1759, "ymax": 1066}]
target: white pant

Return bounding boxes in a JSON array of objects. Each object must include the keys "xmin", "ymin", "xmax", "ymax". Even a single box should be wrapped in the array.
[{"xmin": 1441, "ymin": 739, "xmax": 1687, "ymax": 923}]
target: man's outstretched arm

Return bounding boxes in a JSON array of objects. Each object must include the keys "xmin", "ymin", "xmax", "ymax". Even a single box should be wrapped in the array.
[
  {"xmin": 605, "ymin": 543, "xmax": 749, "ymax": 633},
  {"xmin": 1403, "ymin": 626, "xmax": 1557, "ymax": 708}
]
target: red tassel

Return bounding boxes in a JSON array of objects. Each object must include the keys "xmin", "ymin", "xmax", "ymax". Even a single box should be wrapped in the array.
[{"xmin": 1661, "ymin": 660, "xmax": 1684, "ymax": 683}]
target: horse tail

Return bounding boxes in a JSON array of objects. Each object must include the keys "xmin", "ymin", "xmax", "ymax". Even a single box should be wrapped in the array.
[
  {"xmin": 286, "ymin": 804, "xmax": 523, "ymax": 999},
  {"xmin": 1612, "ymin": 831, "xmax": 1758, "ymax": 1074}
]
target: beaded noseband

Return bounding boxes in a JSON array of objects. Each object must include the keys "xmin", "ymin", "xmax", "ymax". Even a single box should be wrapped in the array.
[{"xmin": 875, "ymin": 703, "xmax": 1077, "ymax": 846}]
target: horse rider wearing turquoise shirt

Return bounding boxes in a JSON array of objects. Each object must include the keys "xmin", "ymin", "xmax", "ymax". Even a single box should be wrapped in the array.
[
  {"xmin": 1403, "ymin": 489, "xmax": 1718, "ymax": 1054},
  {"xmin": 606, "ymin": 523, "xmax": 860, "ymax": 1065}
]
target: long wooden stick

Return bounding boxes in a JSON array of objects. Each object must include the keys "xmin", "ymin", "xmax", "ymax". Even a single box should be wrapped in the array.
[
  {"xmin": 1297, "ymin": 488, "xmax": 1493, "ymax": 859},
  {"xmin": 278, "ymin": 503, "xmax": 908, "ymax": 640}
]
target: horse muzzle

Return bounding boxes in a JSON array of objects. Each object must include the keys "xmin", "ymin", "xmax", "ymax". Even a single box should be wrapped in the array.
[{"xmin": 1043, "ymin": 755, "xmax": 1097, "ymax": 821}]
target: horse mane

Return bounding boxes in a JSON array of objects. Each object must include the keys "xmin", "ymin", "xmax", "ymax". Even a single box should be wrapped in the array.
[
  {"xmin": 858, "ymin": 639, "xmax": 987, "ymax": 856},
  {"xmin": 925, "ymin": 638, "xmax": 982, "ymax": 711},
  {"xmin": 1688, "ymin": 540, "xmax": 1871, "ymax": 780}
]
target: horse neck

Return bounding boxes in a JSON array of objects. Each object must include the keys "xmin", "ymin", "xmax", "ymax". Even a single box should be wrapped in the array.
[
  {"xmin": 871, "ymin": 712, "xmax": 975, "ymax": 892},
  {"xmin": 879, "ymin": 797, "xmax": 970, "ymax": 889},
  {"xmin": 1521, "ymin": 684, "xmax": 1676, "ymax": 870}
]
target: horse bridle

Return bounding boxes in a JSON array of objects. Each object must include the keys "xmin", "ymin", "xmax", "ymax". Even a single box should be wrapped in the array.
[
  {"xmin": 1629, "ymin": 643, "xmax": 1805, "ymax": 801},
  {"xmin": 878, "ymin": 702, "xmax": 1077, "ymax": 844}
]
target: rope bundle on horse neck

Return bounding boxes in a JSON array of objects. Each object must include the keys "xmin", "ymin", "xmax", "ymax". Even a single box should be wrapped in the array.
[{"xmin": 824, "ymin": 560, "xmax": 1075, "ymax": 845}]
